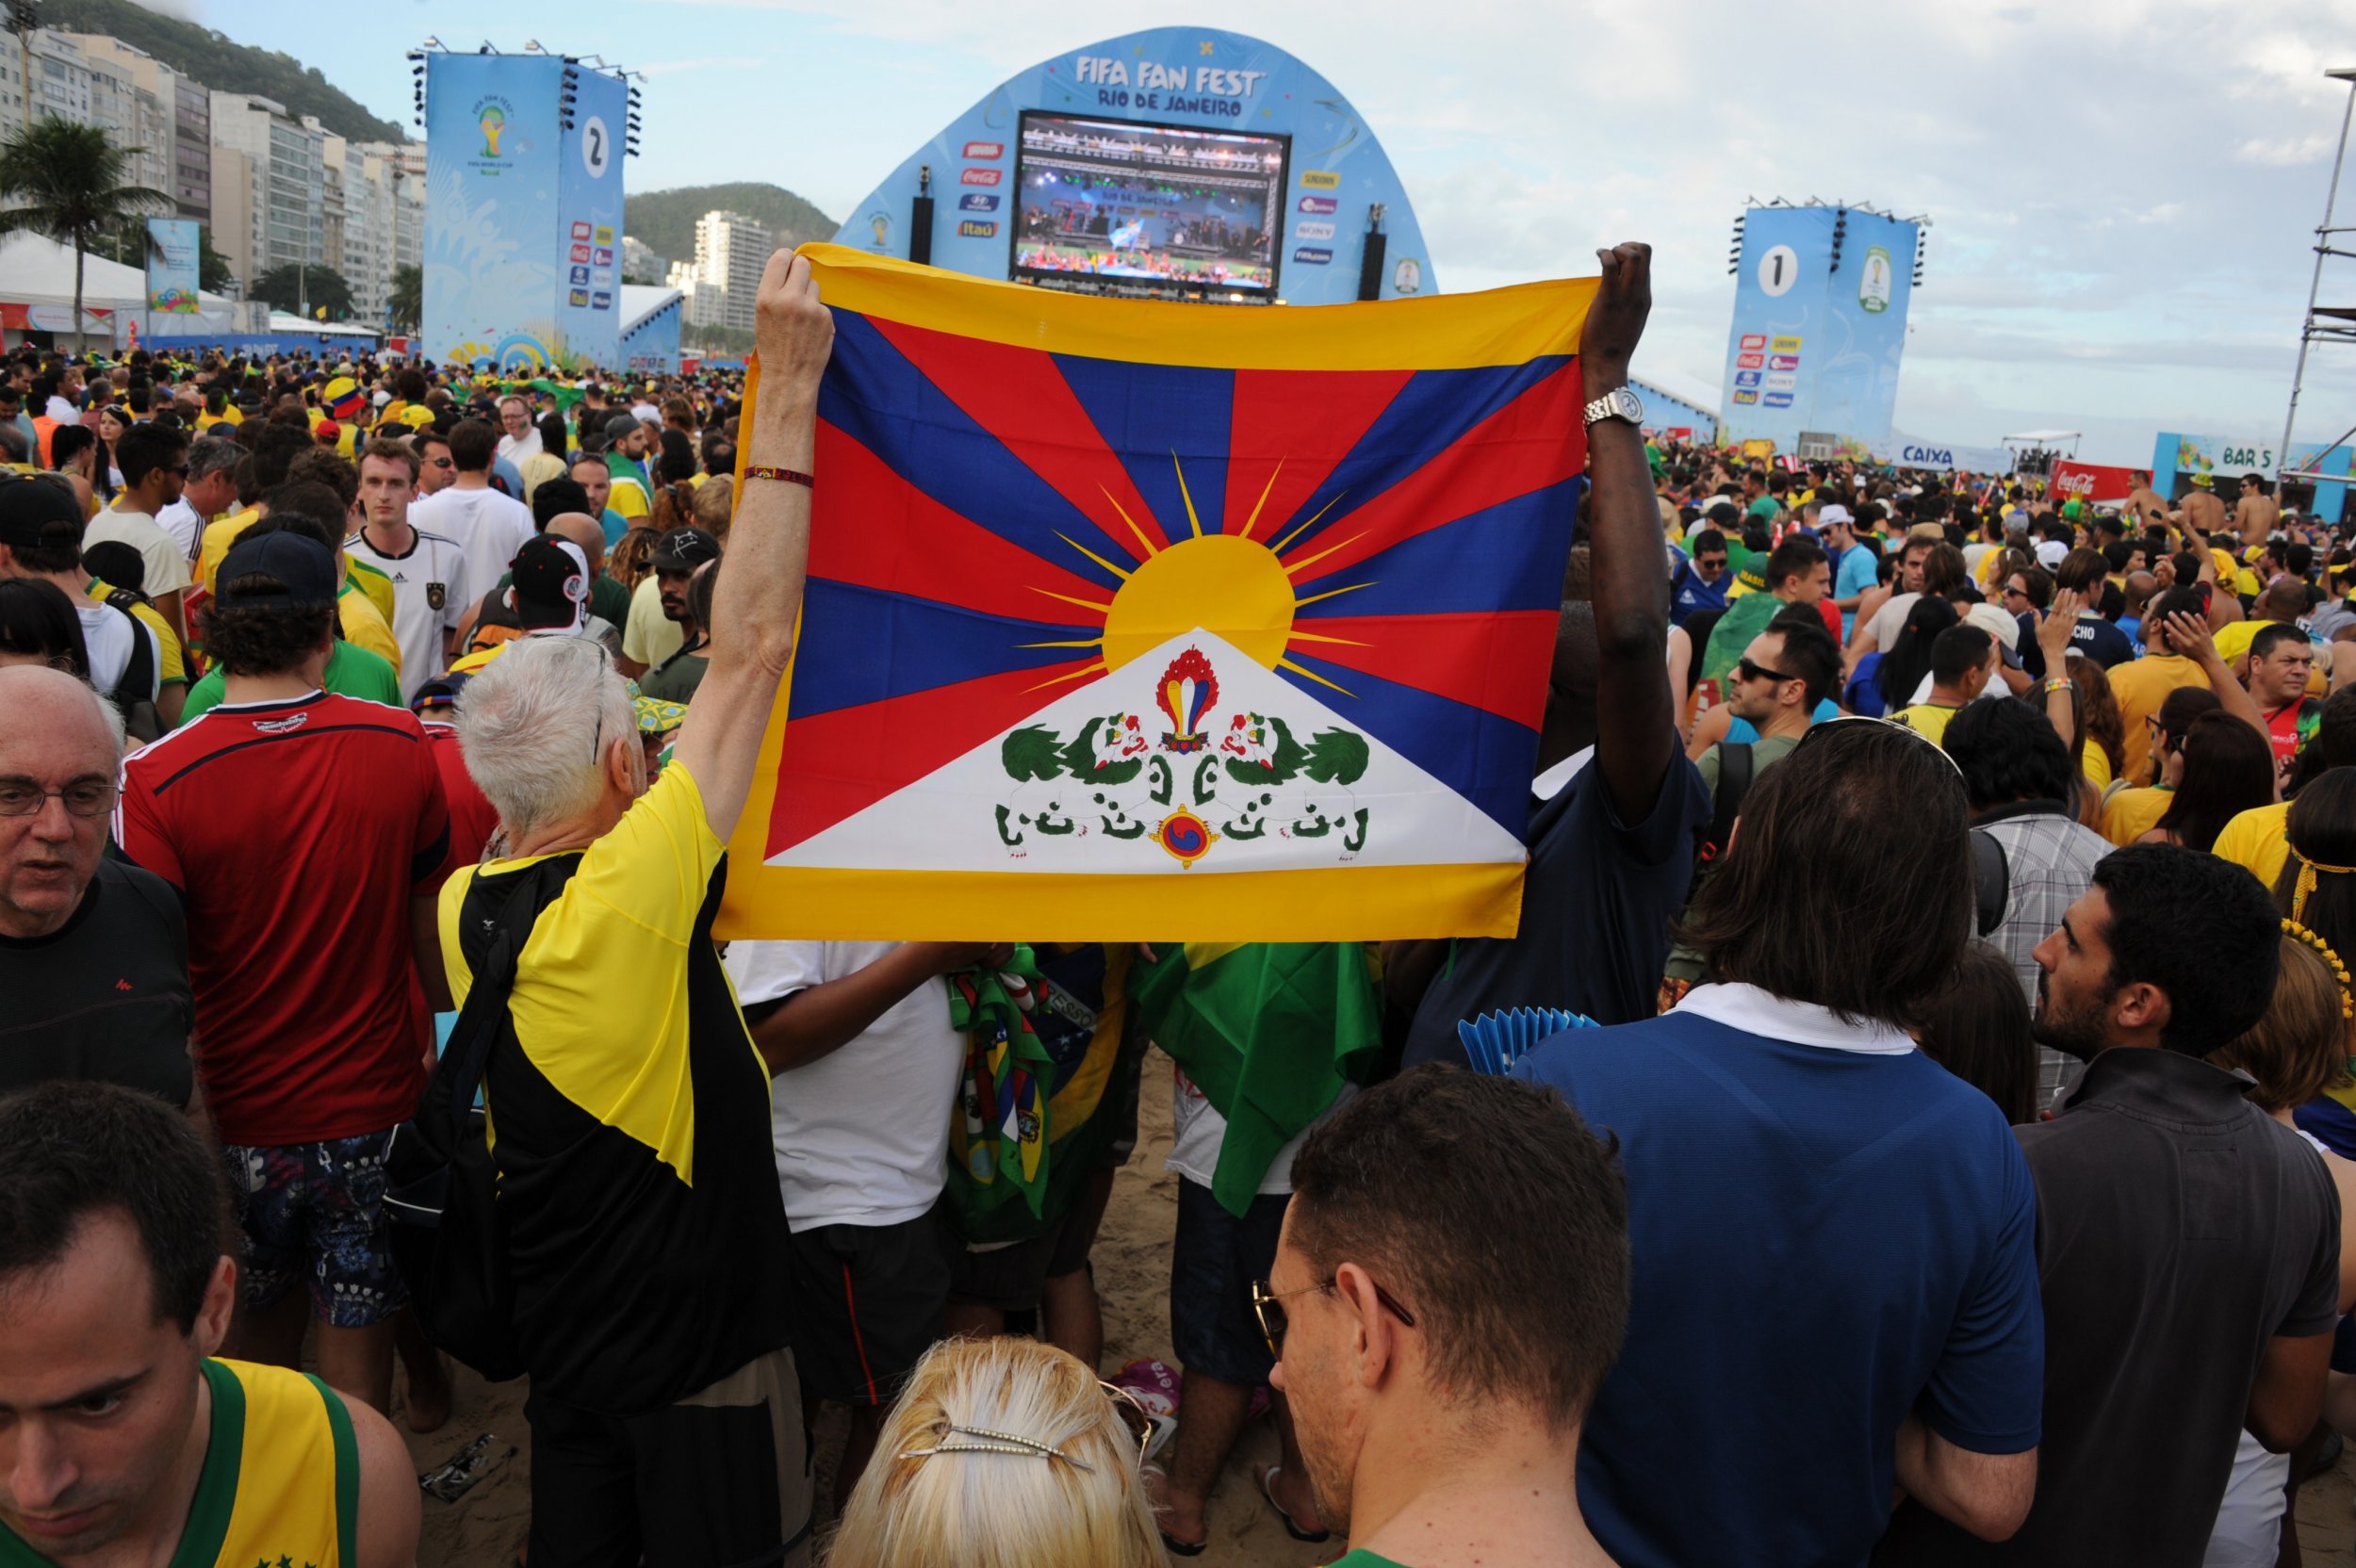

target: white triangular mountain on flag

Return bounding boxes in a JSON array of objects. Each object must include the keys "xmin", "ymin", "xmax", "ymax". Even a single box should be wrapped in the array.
[{"xmin": 772, "ymin": 629, "xmax": 1528, "ymax": 875}]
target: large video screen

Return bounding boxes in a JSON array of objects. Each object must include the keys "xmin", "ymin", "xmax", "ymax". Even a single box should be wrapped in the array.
[{"xmin": 1010, "ymin": 112, "xmax": 1289, "ymax": 302}]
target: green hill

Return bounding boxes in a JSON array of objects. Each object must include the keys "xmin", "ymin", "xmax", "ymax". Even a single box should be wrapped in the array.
[
  {"xmin": 624, "ymin": 183, "xmax": 839, "ymax": 273},
  {"xmin": 40, "ymin": 0, "xmax": 406, "ymax": 143}
]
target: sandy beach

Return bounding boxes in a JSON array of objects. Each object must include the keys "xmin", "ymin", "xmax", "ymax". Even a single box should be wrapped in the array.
[{"xmin": 398, "ymin": 1049, "xmax": 2356, "ymax": 1566}]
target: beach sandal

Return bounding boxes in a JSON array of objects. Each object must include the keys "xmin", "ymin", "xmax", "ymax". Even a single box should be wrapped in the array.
[
  {"xmin": 1256, "ymin": 1462, "xmax": 1331, "ymax": 1544},
  {"xmin": 1139, "ymin": 1462, "xmax": 1208, "ymax": 1558}
]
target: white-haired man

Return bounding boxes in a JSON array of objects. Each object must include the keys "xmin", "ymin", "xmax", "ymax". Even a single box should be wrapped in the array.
[{"xmin": 439, "ymin": 250, "xmax": 831, "ymax": 1568}]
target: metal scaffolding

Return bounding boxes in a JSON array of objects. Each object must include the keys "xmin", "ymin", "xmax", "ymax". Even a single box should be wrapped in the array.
[{"xmin": 2280, "ymin": 67, "xmax": 2356, "ymax": 485}]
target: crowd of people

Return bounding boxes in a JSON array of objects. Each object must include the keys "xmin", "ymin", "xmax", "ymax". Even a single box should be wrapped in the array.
[{"xmin": 4, "ymin": 237, "xmax": 2356, "ymax": 1568}]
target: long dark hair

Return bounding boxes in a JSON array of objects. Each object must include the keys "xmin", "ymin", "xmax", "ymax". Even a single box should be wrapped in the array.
[
  {"xmin": 2152, "ymin": 711, "xmax": 2276, "ymax": 852},
  {"xmin": 1917, "ymin": 939, "xmax": 2037, "ymax": 1124},
  {"xmin": 0, "ymin": 577, "xmax": 91, "ymax": 678},
  {"xmin": 2276, "ymin": 767, "xmax": 2356, "ymax": 958},
  {"xmin": 1680, "ymin": 717, "xmax": 1972, "ymax": 1028},
  {"xmin": 1877, "ymin": 595, "xmax": 1960, "ymax": 711}
]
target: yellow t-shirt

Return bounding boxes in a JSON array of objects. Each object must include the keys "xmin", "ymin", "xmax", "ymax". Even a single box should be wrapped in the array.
[
  {"xmin": 2102, "ymin": 785, "xmax": 2174, "ymax": 847},
  {"xmin": 2214, "ymin": 801, "xmax": 2294, "ymax": 894},
  {"xmin": 199, "ymin": 506, "xmax": 262, "ymax": 595},
  {"xmin": 439, "ymin": 760, "xmax": 763, "ymax": 1172},
  {"xmin": 1891, "ymin": 701, "xmax": 1965, "ymax": 749},
  {"xmin": 2081, "ymin": 741, "xmax": 2114, "ymax": 796},
  {"xmin": 2108, "ymin": 654, "xmax": 2213, "ymax": 782},
  {"xmin": 622, "ymin": 572, "xmax": 684, "ymax": 667},
  {"xmin": 193, "ymin": 406, "xmax": 243, "ymax": 432}
]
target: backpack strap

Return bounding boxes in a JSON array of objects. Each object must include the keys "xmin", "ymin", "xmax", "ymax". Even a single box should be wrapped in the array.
[
  {"xmin": 106, "ymin": 596, "xmax": 155, "ymax": 706},
  {"xmin": 1971, "ymin": 828, "xmax": 2009, "ymax": 938}
]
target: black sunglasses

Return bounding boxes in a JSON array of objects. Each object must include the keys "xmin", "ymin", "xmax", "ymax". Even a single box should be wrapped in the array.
[
  {"xmin": 1736, "ymin": 655, "xmax": 1799, "ymax": 684},
  {"xmin": 1252, "ymin": 1276, "xmax": 1416, "ymax": 1360}
]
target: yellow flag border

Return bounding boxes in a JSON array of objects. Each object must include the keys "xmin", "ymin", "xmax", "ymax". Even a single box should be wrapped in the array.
[{"xmin": 714, "ymin": 245, "xmax": 1591, "ymax": 942}]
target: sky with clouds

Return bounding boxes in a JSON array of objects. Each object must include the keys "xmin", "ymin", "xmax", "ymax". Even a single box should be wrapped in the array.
[{"xmin": 148, "ymin": 0, "xmax": 2355, "ymax": 465}]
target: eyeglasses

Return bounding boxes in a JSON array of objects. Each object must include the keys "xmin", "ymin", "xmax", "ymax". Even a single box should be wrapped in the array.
[
  {"xmin": 0, "ymin": 779, "xmax": 116, "ymax": 817},
  {"xmin": 1736, "ymin": 656, "xmax": 1799, "ymax": 685},
  {"xmin": 1102, "ymin": 1380, "xmax": 1153, "ymax": 1467},
  {"xmin": 2002, "ymin": 584, "xmax": 2029, "ymax": 600},
  {"xmin": 1252, "ymin": 1275, "xmax": 1417, "ymax": 1361},
  {"xmin": 425, "ymin": 456, "xmax": 453, "ymax": 468}
]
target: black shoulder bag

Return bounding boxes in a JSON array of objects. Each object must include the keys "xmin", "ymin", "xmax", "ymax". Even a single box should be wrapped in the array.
[{"xmin": 383, "ymin": 858, "xmax": 572, "ymax": 1382}]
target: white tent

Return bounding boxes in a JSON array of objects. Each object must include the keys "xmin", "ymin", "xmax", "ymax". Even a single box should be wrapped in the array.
[{"xmin": 0, "ymin": 231, "xmax": 243, "ymax": 343}]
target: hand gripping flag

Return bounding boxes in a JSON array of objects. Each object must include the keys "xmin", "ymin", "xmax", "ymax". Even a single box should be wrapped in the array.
[{"xmin": 716, "ymin": 244, "xmax": 1595, "ymax": 941}]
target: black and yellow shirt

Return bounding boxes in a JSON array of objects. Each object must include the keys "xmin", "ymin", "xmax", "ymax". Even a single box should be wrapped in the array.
[
  {"xmin": 438, "ymin": 761, "xmax": 794, "ymax": 1415},
  {"xmin": 0, "ymin": 1359, "xmax": 357, "ymax": 1568}
]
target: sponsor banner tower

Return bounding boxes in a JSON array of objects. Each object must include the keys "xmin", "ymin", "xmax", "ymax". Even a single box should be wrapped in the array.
[{"xmin": 417, "ymin": 45, "xmax": 635, "ymax": 370}]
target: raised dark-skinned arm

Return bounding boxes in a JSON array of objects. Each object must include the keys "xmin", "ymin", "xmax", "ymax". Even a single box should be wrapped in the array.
[{"xmin": 1582, "ymin": 242, "xmax": 1677, "ymax": 825}]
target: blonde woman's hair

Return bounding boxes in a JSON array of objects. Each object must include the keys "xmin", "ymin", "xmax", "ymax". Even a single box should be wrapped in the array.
[
  {"xmin": 827, "ymin": 1338, "xmax": 1167, "ymax": 1568},
  {"xmin": 2211, "ymin": 936, "xmax": 2354, "ymax": 1115}
]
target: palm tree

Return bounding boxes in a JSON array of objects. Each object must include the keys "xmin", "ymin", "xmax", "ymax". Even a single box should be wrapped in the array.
[
  {"xmin": 390, "ymin": 263, "xmax": 422, "ymax": 333},
  {"xmin": 0, "ymin": 118, "xmax": 172, "ymax": 353}
]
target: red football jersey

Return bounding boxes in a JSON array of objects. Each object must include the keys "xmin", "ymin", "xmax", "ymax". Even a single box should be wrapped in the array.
[
  {"xmin": 421, "ymin": 720, "xmax": 500, "ymax": 886},
  {"xmin": 116, "ymin": 692, "xmax": 450, "ymax": 1144}
]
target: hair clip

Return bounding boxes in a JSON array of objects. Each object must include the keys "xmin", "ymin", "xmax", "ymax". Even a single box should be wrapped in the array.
[
  {"xmin": 899, "ymin": 1423, "xmax": 1093, "ymax": 1471},
  {"xmin": 2282, "ymin": 916, "xmax": 2354, "ymax": 1021}
]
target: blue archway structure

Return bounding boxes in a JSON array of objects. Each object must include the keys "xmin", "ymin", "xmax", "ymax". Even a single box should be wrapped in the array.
[{"xmin": 833, "ymin": 26, "xmax": 1436, "ymax": 306}]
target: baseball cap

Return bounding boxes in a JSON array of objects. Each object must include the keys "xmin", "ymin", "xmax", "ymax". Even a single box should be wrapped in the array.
[
  {"xmin": 630, "ymin": 401, "xmax": 661, "ymax": 423},
  {"xmin": 647, "ymin": 527, "xmax": 720, "ymax": 574},
  {"xmin": 2035, "ymin": 538, "xmax": 2070, "ymax": 569},
  {"xmin": 0, "ymin": 473, "xmax": 83, "ymax": 547},
  {"xmin": 1962, "ymin": 601, "xmax": 2023, "ymax": 666},
  {"xmin": 215, "ymin": 531, "xmax": 339, "ymax": 606},
  {"xmin": 1818, "ymin": 503, "xmax": 1854, "ymax": 528},
  {"xmin": 315, "ymin": 419, "xmax": 341, "ymax": 444},
  {"xmin": 509, "ymin": 536, "xmax": 592, "ymax": 629},
  {"xmin": 2192, "ymin": 472, "xmax": 2214, "ymax": 489},
  {"xmin": 604, "ymin": 412, "xmax": 646, "ymax": 442},
  {"xmin": 1906, "ymin": 522, "xmax": 1946, "ymax": 542}
]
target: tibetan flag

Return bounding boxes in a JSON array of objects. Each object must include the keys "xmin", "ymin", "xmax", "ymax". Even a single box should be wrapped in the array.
[{"xmin": 716, "ymin": 243, "xmax": 1593, "ymax": 942}]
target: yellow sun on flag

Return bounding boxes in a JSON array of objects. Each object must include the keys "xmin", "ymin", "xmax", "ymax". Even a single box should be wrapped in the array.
[{"xmin": 1022, "ymin": 455, "xmax": 1371, "ymax": 694}]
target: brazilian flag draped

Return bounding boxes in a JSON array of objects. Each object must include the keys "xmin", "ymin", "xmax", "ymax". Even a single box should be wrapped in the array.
[
  {"xmin": 1132, "ymin": 942, "xmax": 1382, "ymax": 1217},
  {"xmin": 944, "ymin": 944, "xmax": 1138, "ymax": 1244},
  {"xmin": 946, "ymin": 946, "xmax": 1055, "ymax": 1219}
]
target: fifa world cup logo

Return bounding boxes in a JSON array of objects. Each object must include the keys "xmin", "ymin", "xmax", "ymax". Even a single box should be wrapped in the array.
[{"xmin": 479, "ymin": 105, "xmax": 506, "ymax": 157}]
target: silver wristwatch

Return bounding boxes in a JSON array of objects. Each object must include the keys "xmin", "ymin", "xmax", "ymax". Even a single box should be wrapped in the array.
[{"xmin": 1583, "ymin": 384, "xmax": 1644, "ymax": 429}]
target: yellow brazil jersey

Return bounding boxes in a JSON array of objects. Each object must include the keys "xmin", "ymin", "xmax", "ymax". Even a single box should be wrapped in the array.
[
  {"xmin": 200, "ymin": 507, "xmax": 262, "ymax": 596},
  {"xmin": 436, "ymin": 760, "xmax": 796, "ymax": 1412},
  {"xmin": 193, "ymin": 406, "xmax": 243, "ymax": 432},
  {"xmin": 2081, "ymin": 741, "xmax": 2114, "ymax": 796},
  {"xmin": 344, "ymin": 556, "xmax": 397, "ymax": 627},
  {"xmin": 2102, "ymin": 785, "xmax": 2174, "ymax": 848},
  {"xmin": 0, "ymin": 1358, "xmax": 357, "ymax": 1568},
  {"xmin": 2214, "ymin": 800, "xmax": 2293, "ymax": 893},
  {"xmin": 1891, "ymin": 701, "xmax": 1964, "ymax": 748},
  {"xmin": 335, "ymin": 583, "xmax": 401, "ymax": 680}
]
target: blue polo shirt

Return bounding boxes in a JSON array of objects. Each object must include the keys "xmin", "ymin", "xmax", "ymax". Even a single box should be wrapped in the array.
[
  {"xmin": 1514, "ymin": 984, "xmax": 2043, "ymax": 1568},
  {"xmin": 1670, "ymin": 561, "xmax": 1729, "ymax": 627}
]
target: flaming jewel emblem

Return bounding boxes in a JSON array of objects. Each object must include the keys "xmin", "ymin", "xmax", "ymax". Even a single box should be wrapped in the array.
[{"xmin": 1155, "ymin": 647, "xmax": 1219, "ymax": 754}]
